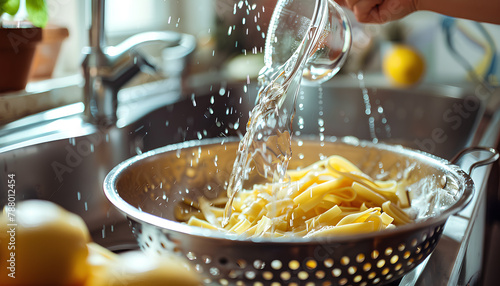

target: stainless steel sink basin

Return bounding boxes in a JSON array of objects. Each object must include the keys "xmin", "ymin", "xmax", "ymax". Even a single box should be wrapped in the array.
[{"xmin": 0, "ymin": 76, "xmax": 499, "ymax": 285}]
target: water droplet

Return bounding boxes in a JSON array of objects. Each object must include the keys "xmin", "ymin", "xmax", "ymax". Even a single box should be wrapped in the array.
[{"xmin": 191, "ymin": 93, "xmax": 197, "ymax": 107}]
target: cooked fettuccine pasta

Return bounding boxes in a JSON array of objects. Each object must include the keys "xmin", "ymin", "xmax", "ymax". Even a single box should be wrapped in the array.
[{"xmin": 182, "ymin": 155, "xmax": 413, "ymax": 237}]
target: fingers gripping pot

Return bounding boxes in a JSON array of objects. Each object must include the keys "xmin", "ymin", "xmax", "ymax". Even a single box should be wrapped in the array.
[{"xmin": 103, "ymin": 138, "xmax": 497, "ymax": 285}]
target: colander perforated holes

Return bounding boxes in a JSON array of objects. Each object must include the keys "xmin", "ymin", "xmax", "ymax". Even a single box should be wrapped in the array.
[
  {"xmin": 353, "ymin": 275, "xmax": 362, "ymax": 283},
  {"xmin": 340, "ymin": 256, "xmax": 350, "ymax": 265},
  {"xmin": 263, "ymin": 271, "xmax": 273, "ymax": 280},
  {"xmin": 398, "ymin": 243, "xmax": 405, "ymax": 251},
  {"xmin": 381, "ymin": 267, "xmax": 390, "ymax": 275},
  {"xmin": 403, "ymin": 251, "xmax": 411, "ymax": 259},
  {"xmin": 424, "ymin": 241, "xmax": 430, "ymax": 249},
  {"xmin": 289, "ymin": 260, "xmax": 300, "ymax": 270},
  {"xmin": 371, "ymin": 250, "xmax": 379, "ymax": 259},
  {"xmin": 395, "ymin": 263, "xmax": 402, "ymax": 271},
  {"xmin": 315, "ymin": 270, "xmax": 325, "ymax": 279},
  {"xmin": 202, "ymin": 278, "xmax": 212, "ymax": 284},
  {"xmin": 297, "ymin": 271, "xmax": 309, "ymax": 280},
  {"xmin": 363, "ymin": 263, "xmax": 371, "ymax": 272},
  {"xmin": 356, "ymin": 253, "xmax": 365, "ymax": 263},
  {"xmin": 384, "ymin": 247, "xmax": 393, "ymax": 256},
  {"xmin": 271, "ymin": 260, "xmax": 282, "ymax": 270},
  {"xmin": 415, "ymin": 247, "xmax": 421, "ymax": 254},
  {"xmin": 195, "ymin": 264, "xmax": 203, "ymax": 273},
  {"xmin": 219, "ymin": 278, "xmax": 229, "ymax": 285},
  {"xmin": 321, "ymin": 281, "xmax": 332, "ymax": 286},
  {"xmin": 202, "ymin": 255, "xmax": 212, "ymax": 264},
  {"xmin": 411, "ymin": 238, "xmax": 418, "ymax": 247},
  {"xmin": 280, "ymin": 271, "xmax": 291, "ymax": 280},
  {"xmin": 237, "ymin": 259, "xmax": 247, "ymax": 268},
  {"xmin": 376, "ymin": 259, "xmax": 385, "ymax": 268},
  {"xmin": 373, "ymin": 277, "xmax": 381, "ymax": 284},
  {"xmin": 253, "ymin": 282, "xmax": 264, "ymax": 286},
  {"xmin": 407, "ymin": 258, "xmax": 414, "ymax": 266},
  {"xmin": 219, "ymin": 257, "xmax": 228, "ymax": 265},
  {"xmin": 347, "ymin": 266, "xmax": 356, "ymax": 275},
  {"xmin": 386, "ymin": 274, "xmax": 393, "ymax": 280},
  {"xmin": 360, "ymin": 282, "xmax": 368, "ymax": 286},
  {"xmin": 339, "ymin": 277, "xmax": 348, "ymax": 285},
  {"xmin": 228, "ymin": 270, "xmax": 239, "ymax": 279},
  {"xmin": 390, "ymin": 255, "xmax": 399, "ymax": 264},
  {"xmin": 210, "ymin": 267, "xmax": 220, "ymax": 276},
  {"xmin": 367, "ymin": 271, "xmax": 376, "ymax": 279},
  {"xmin": 305, "ymin": 259, "xmax": 317, "ymax": 269},
  {"xmin": 422, "ymin": 233, "xmax": 428, "ymax": 241},
  {"xmin": 271, "ymin": 282, "xmax": 281, "ymax": 286},
  {"xmin": 186, "ymin": 252, "xmax": 196, "ymax": 260},
  {"xmin": 245, "ymin": 271, "xmax": 256, "ymax": 280},
  {"xmin": 253, "ymin": 260, "xmax": 265, "ymax": 269},
  {"xmin": 332, "ymin": 268, "xmax": 342, "ymax": 277},
  {"xmin": 324, "ymin": 258, "xmax": 334, "ymax": 268}
]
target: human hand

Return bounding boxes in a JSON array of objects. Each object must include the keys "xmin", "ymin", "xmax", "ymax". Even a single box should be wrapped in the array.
[{"xmin": 335, "ymin": 0, "xmax": 419, "ymax": 23}]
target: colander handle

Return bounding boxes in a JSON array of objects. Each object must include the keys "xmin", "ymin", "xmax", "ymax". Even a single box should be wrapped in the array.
[{"xmin": 450, "ymin": 146, "xmax": 499, "ymax": 175}]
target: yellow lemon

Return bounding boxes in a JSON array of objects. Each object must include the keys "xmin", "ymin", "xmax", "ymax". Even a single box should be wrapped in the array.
[
  {"xmin": 383, "ymin": 44, "xmax": 425, "ymax": 86},
  {"xmin": 85, "ymin": 243, "xmax": 201, "ymax": 286},
  {"xmin": 0, "ymin": 200, "xmax": 91, "ymax": 286}
]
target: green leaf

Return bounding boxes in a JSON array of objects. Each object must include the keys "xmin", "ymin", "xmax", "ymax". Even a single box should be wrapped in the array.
[
  {"xmin": 2, "ymin": 0, "xmax": 20, "ymax": 16},
  {"xmin": 26, "ymin": 0, "xmax": 48, "ymax": 28}
]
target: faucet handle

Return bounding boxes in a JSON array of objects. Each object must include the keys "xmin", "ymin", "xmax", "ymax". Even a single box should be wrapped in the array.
[{"xmin": 107, "ymin": 31, "xmax": 182, "ymax": 59}]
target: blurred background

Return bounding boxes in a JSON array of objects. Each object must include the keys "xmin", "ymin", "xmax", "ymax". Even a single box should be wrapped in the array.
[
  {"xmin": 44, "ymin": 0, "xmax": 500, "ymax": 87},
  {"xmin": 1, "ymin": 1, "xmax": 500, "ymax": 285}
]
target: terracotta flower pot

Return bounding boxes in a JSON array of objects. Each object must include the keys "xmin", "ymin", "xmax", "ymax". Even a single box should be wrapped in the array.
[
  {"xmin": 29, "ymin": 25, "xmax": 69, "ymax": 79},
  {"xmin": 0, "ymin": 27, "xmax": 42, "ymax": 93}
]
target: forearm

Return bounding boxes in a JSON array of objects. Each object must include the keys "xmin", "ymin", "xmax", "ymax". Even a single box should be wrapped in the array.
[{"xmin": 417, "ymin": 0, "xmax": 500, "ymax": 24}]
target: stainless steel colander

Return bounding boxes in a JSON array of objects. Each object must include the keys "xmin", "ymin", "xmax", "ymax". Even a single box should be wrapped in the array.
[{"xmin": 103, "ymin": 137, "xmax": 497, "ymax": 285}]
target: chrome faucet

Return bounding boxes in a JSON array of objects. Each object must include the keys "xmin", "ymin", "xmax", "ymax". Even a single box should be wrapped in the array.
[{"xmin": 82, "ymin": 0, "xmax": 183, "ymax": 126}]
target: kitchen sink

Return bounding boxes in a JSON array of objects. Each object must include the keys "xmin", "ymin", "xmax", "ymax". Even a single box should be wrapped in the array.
[{"xmin": 1, "ymin": 75, "xmax": 499, "ymax": 285}]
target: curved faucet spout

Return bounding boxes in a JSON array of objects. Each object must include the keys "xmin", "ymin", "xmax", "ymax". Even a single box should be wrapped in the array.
[{"xmin": 82, "ymin": 0, "xmax": 184, "ymax": 127}]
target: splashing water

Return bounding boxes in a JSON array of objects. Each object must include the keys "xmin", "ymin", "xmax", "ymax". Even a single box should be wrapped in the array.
[
  {"xmin": 222, "ymin": 55, "xmax": 305, "ymax": 226},
  {"xmin": 221, "ymin": 23, "xmax": 326, "ymax": 226},
  {"xmin": 356, "ymin": 71, "xmax": 392, "ymax": 143}
]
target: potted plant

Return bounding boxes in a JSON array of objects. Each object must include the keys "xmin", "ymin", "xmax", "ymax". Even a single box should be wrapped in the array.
[{"xmin": 0, "ymin": 0, "xmax": 48, "ymax": 93}]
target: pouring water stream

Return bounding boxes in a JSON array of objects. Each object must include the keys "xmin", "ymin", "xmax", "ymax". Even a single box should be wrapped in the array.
[{"xmin": 222, "ymin": 0, "xmax": 352, "ymax": 227}]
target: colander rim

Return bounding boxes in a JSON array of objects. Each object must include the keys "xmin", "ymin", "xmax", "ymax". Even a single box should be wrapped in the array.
[{"xmin": 103, "ymin": 136, "xmax": 474, "ymax": 244}]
